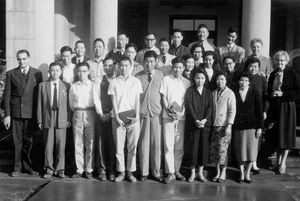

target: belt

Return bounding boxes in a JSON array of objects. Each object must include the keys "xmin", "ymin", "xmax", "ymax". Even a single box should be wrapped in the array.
[{"xmin": 75, "ymin": 107, "xmax": 95, "ymax": 111}]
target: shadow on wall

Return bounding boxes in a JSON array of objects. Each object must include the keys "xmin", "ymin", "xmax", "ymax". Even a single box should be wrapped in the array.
[{"xmin": 38, "ymin": 63, "xmax": 49, "ymax": 81}]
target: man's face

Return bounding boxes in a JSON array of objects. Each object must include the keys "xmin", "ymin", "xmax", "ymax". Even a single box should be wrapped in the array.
[
  {"xmin": 223, "ymin": 58, "xmax": 236, "ymax": 72},
  {"xmin": 74, "ymin": 42, "xmax": 86, "ymax": 57},
  {"xmin": 172, "ymin": 32, "xmax": 183, "ymax": 47},
  {"xmin": 144, "ymin": 34, "xmax": 156, "ymax": 48},
  {"xmin": 193, "ymin": 47, "xmax": 203, "ymax": 60},
  {"xmin": 77, "ymin": 65, "xmax": 90, "ymax": 81},
  {"xmin": 251, "ymin": 42, "xmax": 262, "ymax": 56},
  {"xmin": 204, "ymin": 55, "xmax": 214, "ymax": 68},
  {"xmin": 103, "ymin": 59, "xmax": 115, "ymax": 76},
  {"xmin": 94, "ymin": 41, "xmax": 105, "ymax": 58},
  {"xmin": 125, "ymin": 47, "xmax": 137, "ymax": 61},
  {"xmin": 61, "ymin": 51, "xmax": 72, "ymax": 66},
  {"xmin": 159, "ymin": 41, "xmax": 170, "ymax": 54},
  {"xmin": 117, "ymin": 34, "xmax": 128, "ymax": 49},
  {"xmin": 172, "ymin": 62, "xmax": 184, "ymax": 78},
  {"xmin": 119, "ymin": 60, "xmax": 131, "ymax": 76},
  {"xmin": 144, "ymin": 57, "xmax": 156, "ymax": 73},
  {"xmin": 227, "ymin": 32, "xmax": 237, "ymax": 44},
  {"xmin": 17, "ymin": 53, "xmax": 30, "ymax": 68},
  {"xmin": 197, "ymin": 27, "xmax": 209, "ymax": 42},
  {"xmin": 49, "ymin": 65, "xmax": 62, "ymax": 81}
]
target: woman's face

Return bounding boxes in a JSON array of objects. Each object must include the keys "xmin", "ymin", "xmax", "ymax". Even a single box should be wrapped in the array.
[
  {"xmin": 204, "ymin": 55, "xmax": 214, "ymax": 68},
  {"xmin": 239, "ymin": 76, "xmax": 250, "ymax": 90},
  {"xmin": 185, "ymin": 58, "xmax": 195, "ymax": 71},
  {"xmin": 216, "ymin": 75, "xmax": 227, "ymax": 89},
  {"xmin": 125, "ymin": 47, "xmax": 137, "ymax": 61},
  {"xmin": 193, "ymin": 47, "xmax": 202, "ymax": 60},
  {"xmin": 274, "ymin": 55, "xmax": 288, "ymax": 71},
  {"xmin": 248, "ymin": 62, "xmax": 260, "ymax": 75},
  {"xmin": 194, "ymin": 72, "xmax": 206, "ymax": 87}
]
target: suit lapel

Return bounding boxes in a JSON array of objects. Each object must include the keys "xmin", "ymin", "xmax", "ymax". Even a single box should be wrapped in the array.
[
  {"xmin": 58, "ymin": 80, "xmax": 66, "ymax": 108},
  {"xmin": 12, "ymin": 68, "xmax": 26, "ymax": 91},
  {"xmin": 46, "ymin": 81, "xmax": 51, "ymax": 107}
]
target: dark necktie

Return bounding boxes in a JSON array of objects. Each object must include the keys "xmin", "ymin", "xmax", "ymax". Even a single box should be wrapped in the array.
[
  {"xmin": 148, "ymin": 73, "xmax": 152, "ymax": 83},
  {"xmin": 22, "ymin": 69, "xmax": 27, "ymax": 78},
  {"xmin": 52, "ymin": 83, "xmax": 58, "ymax": 111},
  {"xmin": 162, "ymin": 55, "xmax": 167, "ymax": 64}
]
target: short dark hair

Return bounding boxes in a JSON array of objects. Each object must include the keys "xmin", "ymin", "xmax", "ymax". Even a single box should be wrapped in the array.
[
  {"xmin": 172, "ymin": 29, "xmax": 184, "ymax": 36},
  {"xmin": 237, "ymin": 72, "xmax": 251, "ymax": 82},
  {"xmin": 203, "ymin": 51, "xmax": 216, "ymax": 60},
  {"xmin": 245, "ymin": 57, "xmax": 261, "ymax": 70},
  {"xmin": 49, "ymin": 62, "xmax": 62, "ymax": 70},
  {"xmin": 119, "ymin": 56, "xmax": 132, "ymax": 65},
  {"xmin": 16, "ymin": 49, "xmax": 30, "ymax": 57},
  {"xmin": 144, "ymin": 50, "xmax": 157, "ymax": 60},
  {"xmin": 227, "ymin": 27, "xmax": 238, "ymax": 34},
  {"xmin": 60, "ymin": 46, "xmax": 72, "ymax": 55},
  {"xmin": 75, "ymin": 40, "xmax": 85, "ymax": 47},
  {"xmin": 223, "ymin": 55, "xmax": 235, "ymax": 64},
  {"xmin": 103, "ymin": 57, "xmax": 116, "ymax": 64},
  {"xmin": 93, "ymin": 38, "xmax": 105, "ymax": 47},
  {"xmin": 159, "ymin": 38, "xmax": 169, "ymax": 44},
  {"xmin": 77, "ymin": 62, "xmax": 90, "ymax": 70},
  {"xmin": 118, "ymin": 32, "xmax": 128, "ymax": 37},
  {"xmin": 191, "ymin": 68, "xmax": 208, "ymax": 86},
  {"xmin": 190, "ymin": 44, "xmax": 205, "ymax": 55},
  {"xmin": 171, "ymin": 57, "xmax": 185, "ymax": 66},
  {"xmin": 215, "ymin": 71, "xmax": 228, "ymax": 82},
  {"xmin": 145, "ymin": 32, "xmax": 157, "ymax": 39},
  {"xmin": 182, "ymin": 54, "xmax": 194, "ymax": 62},
  {"xmin": 197, "ymin": 24, "xmax": 209, "ymax": 31},
  {"xmin": 125, "ymin": 43, "xmax": 138, "ymax": 52}
]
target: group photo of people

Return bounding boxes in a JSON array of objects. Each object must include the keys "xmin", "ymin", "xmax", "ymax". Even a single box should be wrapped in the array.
[{"xmin": 1, "ymin": 24, "xmax": 300, "ymax": 185}]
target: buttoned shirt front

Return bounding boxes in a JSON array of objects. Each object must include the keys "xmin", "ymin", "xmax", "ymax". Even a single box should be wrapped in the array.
[
  {"xmin": 61, "ymin": 63, "xmax": 75, "ymax": 84},
  {"xmin": 50, "ymin": 80, "xmax": 59, "ymax": 107},
  {"xmin": 87, "ymin": 57, "xmax": 105, "ymax": 82},
  {"xmin": 108, "ymin": 75, "xmax": 143, "ymax": 116},
  {"xmin": 160, "ymin": 75, "xmax": 190, "ymax": 120},
  {"xmin": 69, "ymin": 80, "xmax": 95, "ymax": 111},
  {"xmin": 136, "ymin": 46, "xmax": 160, "ymax": 64}
]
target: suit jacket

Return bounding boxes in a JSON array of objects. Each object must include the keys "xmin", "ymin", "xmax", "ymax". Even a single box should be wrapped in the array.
[
  {"xmin": 4, "ymin": 67, "xmax": 43, "ymax": 119},
  {"xmin": 37, "ymin": 80, "xmax": 71, "ymax": 129},
  {"xmin": 217, "ymin": 44, "xmax": 245, "ymax": 67},
  {"xmin": 212, "ymin": 86, "xmax": 236, "ymax": 127},
  {"xmin": 234, "ymin": 87, "xmax": 263, "ymax": 130},
  {"xmin": 135, "ymin": 69, "xmax": 164, "ymax": 117}
]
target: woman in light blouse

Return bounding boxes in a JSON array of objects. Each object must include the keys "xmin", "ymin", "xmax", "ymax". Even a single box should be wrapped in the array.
[{"xmin": 210, "ymin": 73, "xmax": 236, "ymax": 183}]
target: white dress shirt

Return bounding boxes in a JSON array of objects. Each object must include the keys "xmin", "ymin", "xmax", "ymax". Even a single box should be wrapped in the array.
[
  {"xmin": 62, "ymin": 63, "xmax": 75, "ymax": 84},
  {"xmin": 69, "ymin": 80, "xmax": 95, "ymax": 111}
]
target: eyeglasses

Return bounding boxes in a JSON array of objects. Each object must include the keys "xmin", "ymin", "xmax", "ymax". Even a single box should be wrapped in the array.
[{"xmin": 145, "ymin": 38, "xmax": 156, "ymax": 41}]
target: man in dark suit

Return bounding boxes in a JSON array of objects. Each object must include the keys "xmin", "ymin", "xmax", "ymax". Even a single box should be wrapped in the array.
[
  {"xmin": 3, "ymin": 49, "xmax": 43, "ymax": 177},
  {"xmin": 37, "ymin": 62, "xmax": 71, "ymax": 179},
  {"xmin": 71, "ymin": 40, "xmax": 89, "ymax": 65}
]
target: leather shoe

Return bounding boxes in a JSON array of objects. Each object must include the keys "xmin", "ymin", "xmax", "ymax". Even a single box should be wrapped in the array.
[
  {"xmin": 175, "ymin": 172, "xmax": 185, "ymax": 181},
  {"xmin": 10, "ymin": 171, "xmax": 21, "ymax": 177},
  {"xmin": 245, "ymin": 179, "xmax": 252, "ymax": 183},
  {"xmin": 108, "ymin": 173, "xmax": 115, "ymax": 181},
  {"xmin": 28, "ymin": 170, "xmax": 39, "ymax": 176},
  {"xmin": 152, "ymin": 175, "xmax": 163, "ymax": 182},
  {"xmin": 251, "ymin": 168, "xmax": 260, "ymax": 174},
  {"xmin": 85, "ymin": 172, "xmax": 93, "ymax": 179},
  {"xmin": 140, "ymin": 175, "xmax": 148, "ymax": 182},
  {"xmin": 126, "ymin": 172, "xmax": 137, "ymax": 183},
  {"xmin": 43, "ymin": 173, "xmax": 52, "ymax": 179},
  {"xmin": 163, "ymin": 173, "xmax": 175, "ymax": 184},
  {"xmin": 98, "ymin": 173, "xmax": 107, "ymax": 181},
  {"xmin": 57, "ymin": 172, "xmax": 66, "ymax": 179},
  {"xmin": 114, "ymin": 172, "xmax": 125, "ymax": 183},
  {"xmin": 72, "ymin": 173, "xmax": 82, "ymax": 179}
]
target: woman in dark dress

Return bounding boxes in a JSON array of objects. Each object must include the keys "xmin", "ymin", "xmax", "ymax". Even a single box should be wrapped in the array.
[
  {"xmin": 244, "ymin": 57, "xmax": 269, "ymax": 173},
  {"xmin": 185, "ymin": 68, "xmax": 213, "ymax": 182},
  {"xmin": 266, "ymin": 50, "xmax": 300, "ymax": 174},
  {"xmin": 234, "ymin": 73, "xmax": 263, "ymax": 183}
]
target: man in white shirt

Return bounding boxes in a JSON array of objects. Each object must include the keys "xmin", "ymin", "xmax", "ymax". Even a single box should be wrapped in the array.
[
  {"xmin": 59, "ymin": 46, "xmax": 76, "ymax": 84},
  {"xmin": 136, "ymin": 32, "xmax": 160, "ymax": 64},
  {"xmin": 87, "ymin": 38, "xmax": 106, "ymax": 82},
  {"xmin": 160, "ymin": 57, "xmax": 190, "ymax": 184},
  {"xmin": 216, "ymin": 27, "xmax": 245, "ymax": 68},
  {"xmin": 156, "ymin": 38, "xmax": 175, "ymax": 76},
  {"xmin": 188, "ymin": 24, "xmax": 216, "ymax": 52},
  {"xmin": 69, "ymin": 62, "xmax": 96, "ymax": 179},
  {"xmin": 108, "ymin": 56, "xmax": 143, "ymax": 183}
]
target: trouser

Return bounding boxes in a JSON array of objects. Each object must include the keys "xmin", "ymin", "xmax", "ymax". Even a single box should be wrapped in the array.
[
  {"xmin": 12, "ymin": 118, "xmax": 34, "ymax": 172},
  {"xmin": 112, "ymin": 118, "xmax": 140, "ymax": 172},
  {"xmin": 95, "ymin": 117, "xmax": 115, "ymax": 174},
  {"xmin": 163, "ymin": 118, "xmax": 185, "ymax": 174},
  {"xmin": 138, "ymin": 115, "xmax": 162, "ymax": 176},
  {"xmin": 72, "ymin": 110, "xmax": 96, "ymax": 174},
  {"xmin": 43, "ymin": 111, "xmax": 67, "ymax": 174}
]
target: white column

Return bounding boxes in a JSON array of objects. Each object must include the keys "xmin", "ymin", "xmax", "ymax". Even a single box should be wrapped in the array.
[
  {"xmin": 242, "ymin": 0, "xmax": 271, "ymax": 56},
  {"xmin": 36, "ymin": 0, "xmax": 55, "ymax": 79},
  {"xmin": 90, "ymin": 0, "xmax": 118, "ymax": 54},
  {"xmin": 55, "ymin": 0, "xmax": 70, "ymax": 59}
]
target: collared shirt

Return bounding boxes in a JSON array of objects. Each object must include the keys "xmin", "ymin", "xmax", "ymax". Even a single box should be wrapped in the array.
[
  {"xmin": 108, "ymin": 75, "xmax": 143, "ymax": 116},
  {"xmin": 188, "ymin": 40, "xmax": 216, "ymax": 51},
  {"xmin": 87, "ymin": 57, "xmax": 105, "ymax": 82},
  {"xmin": 169, "ymin": 44, "xmax": 190, "ymax": 57},
  {"xmin": 217, "ymin": 43, "xmax": 245, "ymax": 66},
  {"xmin": 50, "ymin": 80, "xmax": 60, "ymax": 107},
  {"xmin": 160, "ymin": 75, "xmax": 190, "ymax": 120},
  {"xmin": 69, "ymin": 79, "xmax": 94, "ymax": 111},
  {"xmin": 156, "ymin": 53, "xmax": 175, "ymax": 76},
  {"xmin": 136, "ymin": 46, "xmax": 160, "ymax": 64},
  {"xmin": 20, "ymin": 66, "xmax": 30, "ymax": 75},
  {"xmin": 61, "ymin": 63, "xmax": 75, "ymax": 84},
  {"xmin": 239, "ymin": 87, "xmax": 249, "ymax": 102}
]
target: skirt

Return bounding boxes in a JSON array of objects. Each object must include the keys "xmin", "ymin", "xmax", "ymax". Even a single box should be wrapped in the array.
[{"xmin": 234, "ymin": 129, "xmax": 258, "ymax": 162}]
